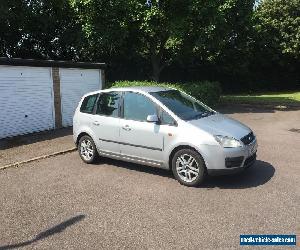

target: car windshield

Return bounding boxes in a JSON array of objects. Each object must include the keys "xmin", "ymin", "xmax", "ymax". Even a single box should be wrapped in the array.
[{"xmin": 150, "ymin": 90, "xmax": 215, "ymax": 121}]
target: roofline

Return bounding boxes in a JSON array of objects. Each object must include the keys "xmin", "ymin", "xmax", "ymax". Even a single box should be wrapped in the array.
[
  {"xmin": 108, "ymin": 86, "xmax": 173, "ymax": 92},
  {"xmin": 0, "ymin": 57, "xmax": 106, "ymax": 69},
  {"xmin": 83, "ymin": 86, "xmax": 173, "ymax": 97}
]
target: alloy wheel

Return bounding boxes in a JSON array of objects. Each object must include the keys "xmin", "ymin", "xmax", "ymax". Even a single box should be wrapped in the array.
[
  {"xmin": 176, "ymin": 153, "xmax": 200, "ymax": 183},
  {"xmin": 80, "ymin": 139, "xmax": 94, "ymax": 161}
]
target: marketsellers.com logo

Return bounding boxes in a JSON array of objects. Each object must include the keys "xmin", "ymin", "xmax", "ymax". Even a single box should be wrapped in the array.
[{"xmin": 240, "ymin": 234, "xmax": 297, "ymax": 246}]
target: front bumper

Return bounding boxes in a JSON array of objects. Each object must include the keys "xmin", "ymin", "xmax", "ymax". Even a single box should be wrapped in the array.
[
  {"xmin": 204, "ymin": 139, "xmax": 258, "ymax": 176},
  {"xmin": 207, "ymin": 153, "xmax": 256, "ymax": 175}
]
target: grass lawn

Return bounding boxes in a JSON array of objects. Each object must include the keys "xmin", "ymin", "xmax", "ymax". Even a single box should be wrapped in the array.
[{"xmin": 222, "ymin": 91, "xmax": 300, "ymax": 105}]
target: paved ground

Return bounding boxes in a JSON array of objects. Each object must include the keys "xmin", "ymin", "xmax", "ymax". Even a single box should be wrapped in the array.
[
  {"xmin": 0, "ymin": 105, "xmax": 299, "ymax": 249},
  {"xmin": 0, "ymin": 128, "xmax": 74, "ymax": 167}
]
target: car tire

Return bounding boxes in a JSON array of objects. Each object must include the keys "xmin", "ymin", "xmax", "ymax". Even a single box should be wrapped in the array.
[
  {"xmin": 78, "ymin": 135, "xmax": 99, "ymax": 164},
  {"xmin": 172, "ymin": 148, "xmax": 206, "ymax": 187}
]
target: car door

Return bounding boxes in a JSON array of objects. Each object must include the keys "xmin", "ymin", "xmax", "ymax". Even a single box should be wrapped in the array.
[
  {"xmin": 92, "ymin": 91, "xmax": 121, "ymax": 154},
  {"xmin": 119, "ymin": 91, "xmax": 164, "ymax": 163}
]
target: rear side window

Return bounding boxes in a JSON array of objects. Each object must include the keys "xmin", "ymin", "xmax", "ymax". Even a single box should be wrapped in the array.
[
  {"xmin": 96, "ymin": 92, "xmax": 121, "ymax": 117},
  {"xmin": 80, "ymin": 94, "xmax": 98, "ymax": 114}
]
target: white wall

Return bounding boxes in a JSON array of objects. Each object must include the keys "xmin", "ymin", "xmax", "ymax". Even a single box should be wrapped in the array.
[
  {"xmin": 0, "ymin": 65, "xmax": 55, "ymax": 139},
  {"xmin": 60, "ymin": 68, "xmax": 102, "ymax": 127}
]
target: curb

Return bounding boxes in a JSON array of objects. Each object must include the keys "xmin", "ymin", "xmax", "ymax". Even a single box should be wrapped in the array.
[{"xmin": 0, "ymin": 147, "xmax": 76, "ymax": 171}]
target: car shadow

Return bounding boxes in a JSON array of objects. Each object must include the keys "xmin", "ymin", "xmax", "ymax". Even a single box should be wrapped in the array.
[
  {"xmin": 202, "ymin": 160, "xmax": 275, "ymax": 189},
  {"xmin": 100, "ymin": 157, "xmax": 174, "ymax": 179},
  {"xmin": 0, "ymin": 214, "xmax": 85, "ymax": 250},
  {"xmin": 99, "ymin": 158, "xmax": 275, "ymax": 189},
  {"xmin": 0, "ymin": 128, "xmax": 73, "ymax": 150}
]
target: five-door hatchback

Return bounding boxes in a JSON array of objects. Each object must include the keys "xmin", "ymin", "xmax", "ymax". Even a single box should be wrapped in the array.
[{"xmin": 73, "ymin": 86, "xmax": 257, "ymax": 187}]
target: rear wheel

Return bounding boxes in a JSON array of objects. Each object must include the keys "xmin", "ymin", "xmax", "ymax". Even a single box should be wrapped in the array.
[
  {"xmin": 172, "ymin": 148, "xmax": 206, "ymax": 187},
  {"xmin": 78, "ymin": 135, "xmax": 98, "ymax": 164}
]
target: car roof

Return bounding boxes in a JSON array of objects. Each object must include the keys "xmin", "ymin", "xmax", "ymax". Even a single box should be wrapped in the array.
[
  {"xmin": 83, "ymin": 86, "xmax": 174, "ymax": 98},
  {"xmin": 108, "ymin": 86, "xmax": 172, "ymax": 93}
]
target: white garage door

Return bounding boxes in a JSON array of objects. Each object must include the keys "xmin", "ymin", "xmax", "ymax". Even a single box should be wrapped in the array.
[
  {"xmin": 60, "ymin": 68, "xmax": 102, "ymax": 127},
  {"xmin": 0, "ymin": 66, "xmax": 55, "ymax": 139}
]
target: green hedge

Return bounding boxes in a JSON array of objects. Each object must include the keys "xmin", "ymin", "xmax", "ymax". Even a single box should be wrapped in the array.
[{"xmin": 109, "ymin": 81, "xmax": 221, "ymax": 107}]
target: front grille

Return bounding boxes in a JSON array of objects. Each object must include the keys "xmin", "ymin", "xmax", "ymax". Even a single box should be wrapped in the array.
[
  {"xmin": 225, "ymin": 156, "xmax": 244, "ymax": 168},
  {"xmin": 241, "ymin": 132, "xmax": 255, "ymax": 145},
  {"xmin": 244, "ymin": 153, "xmax": 256, "ymax": 167}
]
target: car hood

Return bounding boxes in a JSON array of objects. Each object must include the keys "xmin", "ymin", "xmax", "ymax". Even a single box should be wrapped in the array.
[{"xmin": 187, "ymin": 113, "xmax": 251, "ymax": 140}]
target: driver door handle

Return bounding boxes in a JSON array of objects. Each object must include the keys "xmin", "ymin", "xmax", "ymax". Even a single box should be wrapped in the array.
[
  {"xmin": 93, "ymin": 121, "xmax": 100, "ymax": 126},
  {"xmin": 122, "ymin": 125, "xmax": 131, "ymax": 131}
]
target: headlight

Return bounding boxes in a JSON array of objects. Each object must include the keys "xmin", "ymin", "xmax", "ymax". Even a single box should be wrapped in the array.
[{"xmin": 214, "ymin": 135, "xmax": 242, "ymax": 148}]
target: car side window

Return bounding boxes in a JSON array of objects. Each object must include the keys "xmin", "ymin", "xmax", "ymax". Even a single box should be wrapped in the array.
[
  {"xmin": 160, "ymin": 109, "xmax": 176, "ymax": 126},
  {"xmin": 96, "ymin": 92, "xmax": 120, "ymax": 117},
  {"xmin": 80, "ymin": 94, "xmax": 98, "ymax": 114},
  {"xmin": 123, "ymin": 92, "xmax": 157, "ymax": 121}
]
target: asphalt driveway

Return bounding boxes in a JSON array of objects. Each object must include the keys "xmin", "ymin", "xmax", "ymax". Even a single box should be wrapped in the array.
[
  {"xmin": 0, "ymin": 128, "xmax": 74, "ymax": 168},
  {"xmin": 0, "ymin": 105, "xmax": 299, "ymax": 249}
]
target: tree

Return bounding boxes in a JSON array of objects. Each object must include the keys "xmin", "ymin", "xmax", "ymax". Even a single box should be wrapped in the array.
[
  {"xmin": 70, "ymin": 0, "xmax": 189, "ymax": 81},
  {"xmin": 71, "ymin": 0, "xmax": 255, "ymax": 81},
  {"xmin": 70, "ymin": 0, "xmax": 134, "ymax": 62},
  {"xmin": 255, "ymin": 0, "xmax": 300, "ymax": 58},
  {"xmin": 0, "ymin": 0, "xmax": 85, "ymax": 60},
  {"xmin": 250, "ymin": 0, "xmax": 300, "ymax": 90},
  {"xmin": 182, "ymin": 0, "xmax": 255, "ymax": 76},
  {"xmin": 0, "ymin": 0, "xmax": 28, "ymax": 57}
]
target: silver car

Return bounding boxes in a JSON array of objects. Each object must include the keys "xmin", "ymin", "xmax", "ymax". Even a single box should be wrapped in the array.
[{"xmin": 73, "ymin": 86, "xmax": 257, "ymax": 187}]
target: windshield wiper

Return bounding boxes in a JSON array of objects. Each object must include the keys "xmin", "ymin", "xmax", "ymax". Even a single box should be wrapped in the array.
[
  {"xmin": 187, "ymin": 111, "xmax": 214, "ymax": 120},
  {"xmin": 201, "ymin": 111, "xmax": 215, "ymax": 117},
  {"xmin": 187, "ymin": 113, "xmax": 205, "ymax": 120}
]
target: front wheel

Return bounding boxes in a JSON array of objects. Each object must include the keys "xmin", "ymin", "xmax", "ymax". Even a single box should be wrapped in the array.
[
  {"xmin": 172, "ymin": 148, "xmax": 206, "ymax": 187},
  {"xmin": 78, "ymin": 135, "xmax": 98, "ymax": 164}
]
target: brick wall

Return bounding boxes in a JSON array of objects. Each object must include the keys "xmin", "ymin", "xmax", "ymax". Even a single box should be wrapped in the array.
[
  {"xmin": 52, "ymin": 67, "xmax": 62, "ymax": 128},
  {"xmin": 101, "ymin": 69, "xmax": 105, "ymax": 89}
]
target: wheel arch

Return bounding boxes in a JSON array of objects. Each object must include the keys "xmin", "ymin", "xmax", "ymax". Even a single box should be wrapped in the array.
[
  {"xmin": 168, "ymin": 145, "xmax": 207, "ymax": 170},
  {"xmin": 76, "ymin": 132, "xmax": 91, "ymax": 147}
]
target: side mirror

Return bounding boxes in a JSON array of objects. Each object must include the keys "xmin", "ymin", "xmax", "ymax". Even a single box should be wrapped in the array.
[{"xmin": 146, "ymin": 114, "xmax": 159, "ymax": 123}]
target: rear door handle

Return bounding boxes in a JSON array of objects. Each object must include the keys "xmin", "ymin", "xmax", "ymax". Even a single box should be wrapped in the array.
[
  {"xmin": 122, "ymin": 125, "xmax": 131, "ymax": 131},
  {"xmin": 93, "ymin": 121, "xmax": 100, "ymax": 126}
]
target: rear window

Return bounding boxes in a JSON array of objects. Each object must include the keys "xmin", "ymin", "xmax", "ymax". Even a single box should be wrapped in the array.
[{"xmin": 80, "ymin": 94, "xmax": 98, "ymax": 114}]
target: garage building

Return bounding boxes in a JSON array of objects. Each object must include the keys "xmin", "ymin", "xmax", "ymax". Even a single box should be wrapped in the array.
[{"xmin": 0, "ymin": 58, "xmax": 105, "ymax": 139}]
